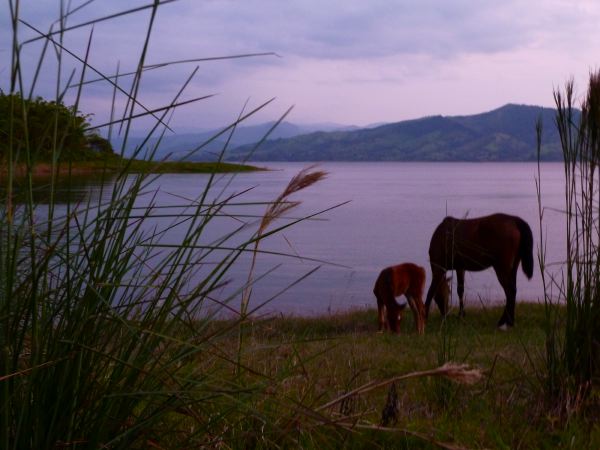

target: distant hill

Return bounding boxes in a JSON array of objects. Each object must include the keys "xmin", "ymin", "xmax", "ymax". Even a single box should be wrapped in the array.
[
  {"xmin": 112, "ymin": 121, "xmax": 357, "ymax": 161},
  {"xmin": 226, "ymin": 104, "xmax": 567, "ymax": 162}
]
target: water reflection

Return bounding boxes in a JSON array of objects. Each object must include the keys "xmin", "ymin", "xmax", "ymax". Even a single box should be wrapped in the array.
[{"xmin": 3, "ymin": 173, "xmax": 115, "ymax": 204}]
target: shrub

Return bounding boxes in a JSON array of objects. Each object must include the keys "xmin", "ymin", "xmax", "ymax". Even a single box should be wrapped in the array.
[{"xmin": 0, "ymin": 93, "xmax": 114, "ymax": 163}]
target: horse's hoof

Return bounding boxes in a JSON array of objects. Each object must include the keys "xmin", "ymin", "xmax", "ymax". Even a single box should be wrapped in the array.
[
  {"xmin": 497, "ymin": 323, "xmax": 512, "ymax": 331},
  {"xmin": 376, "ymin": 330, "xmax": 384, "ymax": 334}
]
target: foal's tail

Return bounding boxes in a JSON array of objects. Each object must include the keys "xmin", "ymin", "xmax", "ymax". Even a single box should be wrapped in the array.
[{"xmin": 516, "ymin": 218, "xmax": 534, "ymax": 279}]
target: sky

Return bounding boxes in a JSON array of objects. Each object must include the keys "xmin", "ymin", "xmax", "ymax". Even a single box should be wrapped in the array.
[{"xmin": 2, "ymin": 0, "xmax": 600, "ymax": 134}]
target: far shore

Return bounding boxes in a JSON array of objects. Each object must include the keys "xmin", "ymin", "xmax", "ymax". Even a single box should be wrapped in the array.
[{"xmin": 1, "ymin": 159, "xmax": 265, "ymax": 178}]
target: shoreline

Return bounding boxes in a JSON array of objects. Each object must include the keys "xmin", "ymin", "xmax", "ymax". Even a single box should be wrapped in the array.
[
  {"xmin": 0, "ymin": 159, "xmax": 265, "ymax": 178},
  {"xmin": 218, "ymin": 297, "xmax": 551, "ymax": 322}
]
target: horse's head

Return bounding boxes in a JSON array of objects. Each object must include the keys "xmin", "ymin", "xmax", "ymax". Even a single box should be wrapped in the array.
[{"xmin": 434, "ymin": 276, "xmax": 451, "ymax": 316}]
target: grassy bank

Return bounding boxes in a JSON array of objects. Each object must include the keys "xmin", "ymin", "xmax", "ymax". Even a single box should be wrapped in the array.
[
  {"xmin": 3, "ymin": 159, "xmax": 263, "ymax": 178},
  {"xmin": 211, "ymin": 302, "xmax": 599, "ymax": 448},
  {"xmin": 123, "ymin": 158, "xmax": 263, "ymax": 173}
]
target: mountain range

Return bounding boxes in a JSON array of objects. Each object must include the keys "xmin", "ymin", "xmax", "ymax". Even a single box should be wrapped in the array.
[
  {"xmin": 112, "ymin": 122, "xmax": 358, "ymax": 161},
  {"xmin": 112, "ymin": 104, "xmax": 567, "ymax": 162},
  {"xmin": 226, "ymin": 104, "xmax": 565, "ymax": 162}
]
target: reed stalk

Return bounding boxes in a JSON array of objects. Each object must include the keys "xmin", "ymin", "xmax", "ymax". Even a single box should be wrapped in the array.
[{"xmin": 537, "ymin": 71, "xmax": 600, "ymax": 409}]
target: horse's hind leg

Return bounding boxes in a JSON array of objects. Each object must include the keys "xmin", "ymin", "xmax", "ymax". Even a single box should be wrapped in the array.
[
  {"xmin": 495, "ymin": 265, "xmax": 517, "ymax": 329},
  {"xmin": 457, "ymin": 269, "xmax": 465, "ymax": 317},
  {"xmin": 425, "ymin": 267, "xmax": 446, "ymax": 318}
]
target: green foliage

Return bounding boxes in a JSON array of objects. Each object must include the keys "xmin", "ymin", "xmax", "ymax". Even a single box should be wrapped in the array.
[
  {"xmin": 0, "ymin": 93, "xmax": 114, "ymax": 163},
  {"xmin": 85, "ymin": 132, "xmax": 114, "ymax": 155}
]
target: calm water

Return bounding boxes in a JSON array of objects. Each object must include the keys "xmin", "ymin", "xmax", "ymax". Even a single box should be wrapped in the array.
[{"xmin": 65, "ymin": 162, "xmax": 569, "ymax": 316}]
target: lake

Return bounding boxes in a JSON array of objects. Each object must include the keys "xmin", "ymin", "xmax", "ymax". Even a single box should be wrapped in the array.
[{"xmin": 57, "ymin": 162, "xmax": 568, "ymax": 317}]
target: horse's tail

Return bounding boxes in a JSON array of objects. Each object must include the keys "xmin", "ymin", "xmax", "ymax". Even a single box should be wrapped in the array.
[{"xmin": 516, "ymin": 218, "xmax": 534, "ymax": 279}]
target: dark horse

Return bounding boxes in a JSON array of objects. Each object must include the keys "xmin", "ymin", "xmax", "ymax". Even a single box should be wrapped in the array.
[{"xmin": 424, "ymin": 213, "xmax": 534, "ymax": 328}]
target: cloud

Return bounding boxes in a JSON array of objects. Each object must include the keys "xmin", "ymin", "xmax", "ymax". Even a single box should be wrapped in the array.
[
  {"xmin": 160, "ymin": 0, "xmax": 600, "ymax": 60},
  {"xmin": 2, "ymin": 0, "xmax": 600, "ymax": 131}
]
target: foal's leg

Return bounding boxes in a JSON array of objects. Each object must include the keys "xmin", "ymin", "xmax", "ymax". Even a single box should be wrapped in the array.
[
  {"xmin": 406, "ymin": 295, "xmax": 425, "ymax": 335},
  {"xmin": 494, "ymin": 265, "xmax": 518, "ymax": 329},
  {"xmin": 376, "ymin": 294, "xmax": 387, "ymax": 332},
  {"xmin": 457, "ymin": 269, "xmax": 465, "ymax": 317},
  {"xmin": 386, "ymin": 299, "xmax": 402, "ymax": 334}
]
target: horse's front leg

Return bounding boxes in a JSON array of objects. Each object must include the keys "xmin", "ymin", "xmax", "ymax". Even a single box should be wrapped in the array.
[{"xmin": 457, "ymin": 269, "xmax": 465, "ymax": 317}]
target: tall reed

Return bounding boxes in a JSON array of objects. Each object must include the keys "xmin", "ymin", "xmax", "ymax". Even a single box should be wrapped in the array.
[
  {"xmin": 0, "ymin": 1, "xmax": 326, "ymax": 447},
  {"xmin": 538, "ymin": 71, "xmax": 600, "ymax": 406}
]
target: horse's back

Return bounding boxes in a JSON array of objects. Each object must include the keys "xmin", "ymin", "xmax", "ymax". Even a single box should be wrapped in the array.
[
  {"xmin": 478, "ymin": 214, "xmax": 521, "ymax": 245},
  {"xmin": 375, "ymin": 263, "xmax": 425, "ymax": 298},
  {"xmin": 429, "ymin": 213, "xmax": 527, "ymax": 271},
  {"xmin": 389, "ymin": 263, "xmax": 426, "ymax": 298}
]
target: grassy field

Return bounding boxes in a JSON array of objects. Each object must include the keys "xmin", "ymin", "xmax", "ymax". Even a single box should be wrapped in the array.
[{"xmin": 211, "ymin": 302, "xmax": 599, "ymax": 449}]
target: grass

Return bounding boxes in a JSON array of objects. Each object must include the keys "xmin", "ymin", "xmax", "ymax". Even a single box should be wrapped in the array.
[
  {"xmin": 202, "ymin": 302, "xmax": 599, "ymax": 449},
  {"xmin": 2, "ymin": 1, "xmax": 294, "ymax": 448}
]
